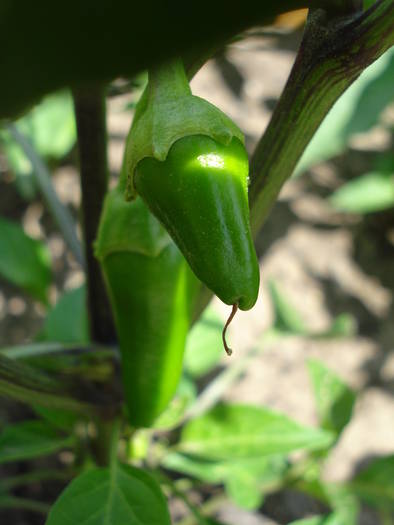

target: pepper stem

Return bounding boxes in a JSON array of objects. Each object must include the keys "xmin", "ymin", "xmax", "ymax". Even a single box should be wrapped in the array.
[
  {"xmin": 148, "ymin": 57, "xmax": 191, "ymax": 104},
  {"xmin": 222, "ymin": 304, "xmax": 238, "ymax": 356}
]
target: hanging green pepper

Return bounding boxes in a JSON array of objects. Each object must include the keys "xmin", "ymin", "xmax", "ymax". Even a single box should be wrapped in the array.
[
  {"xmin": 95, "ymin": 168, "xmax": 199, "ymax": 428},
  {"xmin": 125, "ymin": 58, "xmax": 260, "ymax": 313}
]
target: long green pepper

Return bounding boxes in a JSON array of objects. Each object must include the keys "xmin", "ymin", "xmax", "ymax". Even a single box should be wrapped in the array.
[{"xmin": 95, "ymin": 168, "xmax": 199, "ymax": 428}]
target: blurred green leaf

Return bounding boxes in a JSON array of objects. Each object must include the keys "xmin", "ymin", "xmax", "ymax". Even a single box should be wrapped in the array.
[
  {"xmin": 324, "ymin": 484, "xmax": 359, "ymax": 525},
  {"xmin": 268, "ymin": 280, "xmax": 306, "ymax": 335},
  {"xmin": 287, "ymin": 518, "xmax": 327, "ymax": 525},
  {"xmin": 291, "ymin": 509, "xmax": 357, "ymax": 525},
  {"xmin": 164, "ymin": 452, "xmax": 287, "ymax": 509},
  {"xmin": 330, "ymin": 171, "xmax": 394, "ymax": 214},
  {"xmin": 0, "ymin": 132, "xmax": 35, "ymax": 199},
  {"xmin": 363, "ymin": 0, "xmax": 376, "ymax": 8},
  {"xmin": 287, "ymin": 515, "xmax": 346, "ymax": 525},
  {"xmin": 308, "ymin": 359, "xmax": 356, "ymax": 439},
  {"xmin": 153, "ymin": 376, "xmax": 197, "ymax": 430},
  {"xmin": 1, "ymin": 91, "xmax": 75, "ymax": 162},
  {"xmin": 46, "ymin": 463, "xmax": 171, "ymax": 525},
  {"xmin": 0, "ymin": 216, "xmax": 51, "ymax": 303},
  {"xmin": 41, "ymin": 285, "xmax": 89, "ymax": 344},
  {"xmin": 34, "ymin": 405, "xmax": 79, "ymax": 431},
  {"xmin": 184, "ymin": 307, "xmax": 224, "ymax": 378},
  {"xmin": 350, "ymin": 455, "xmax": 394, "ymax": 511},
  {"xmin": 0, "ymin": 421, "xmax": 74, "ymax": 463},
  {"xmin": 164, "ymin": 451, "xmax": 287, "ymax": 485},
  {"xmin": 178, "ymin": 404, "xmax": 334, "ymax": 460},
  {"xmin": 0, "ymin": 342, "xmax": 84, "ymax": 359},
  {"xmin": 225, "ymin": 469, "xmax": 263, "ymax": 510},
  {"xmin": 5, "ymin": 124, "xmax": 84, "ymax": 265},
  {"xmin": 0, "ymin": 91, "xmax": 76, "ymax": 200},
  {"xmin": 0, "ymin": 494, "xmax": 50, "ymax": 514},
  {"xmin": 224, "ymin": 455, "xmax": 288, "ymax": 510},
  {"xmin": 296, "ymin": 49, "xmax": 394, "ymax": 174},
  {"xmin": 314, "ymin": 314, "xmax": 356, "ymax": 339},
  {"xmin": 344, "ymin": 51, "xmax": 394, "ymax": 137},
  {"xmin": 163, "ymin": 452, "xmax": 225, "ymax": 484},
  {"xmin": 294, "ymin": 480, "xmax": 358, "ymax": 524}
]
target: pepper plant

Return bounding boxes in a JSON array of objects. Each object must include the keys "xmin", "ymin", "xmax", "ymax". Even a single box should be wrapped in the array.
[{"xmin": 0, "ymin": 1, "xmax": 393, "ymax": 524}]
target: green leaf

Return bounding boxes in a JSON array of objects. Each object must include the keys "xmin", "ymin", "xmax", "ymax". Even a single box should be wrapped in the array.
[
  {"xmin": 0, "ymin": 342, "xmax": 84, "ymax": 359},
  {"xmin": 287, "ymin": 518, "xmax": 327, "ymax": 525},
  {"xmin": 0, "ymin": 494, "xmax": 50, "ymax": 514},
  {"xmin": 225, "ymin": 470, "xmax": 263, "ymax": 510},
  {"xmin": 164, "ymin": 452, "xmax": 286, "ymax": 510},
  {"xmin": 178, "ymin": 404, "xmax": 334, "ymax": 460},
  {"xmin": 343, "ymin": 51, "xmax": 394, "ymax": 137},
  {"xmin": 0, "ymin": 91, "xmax": 76, "ymax": 201},
  {"xmin": 34, "ymin": 405, "xmax": 79, "ymax": 431},
  {"xmin": 329, "ymin": 171, "xmax": 394, "ymax": 214},
  {"xmin": 153, "ymin": 376, "xmax": 197, "ymax": 430},
  {"xmin": 223, "ymin": 455, "xmax": 287, "ymax": 510},
  {"xmin": 288, "ymin": 510, "xmax": 356, "ymax": 525},
  {"xmin": 314, "ymin": 314, "xmax": 356, "ymax": 339},
  {"xmin": 163, "ymin": 452, "xmax": 228, "ymax": 484},
  {"xmin": 0, "ymin": 216, "xmax": 51, "ymax": 303},
  {"xmin": 0, "ymin": 421, "xmax": 74, "ymax": 463},
  {"xmin": 46, "ymin": 463, "xmax": 171, "ymax": 525},
  {"xmin": 0, "ymin": 132, "xmax": 36, "ymax": 199},
  {"xmin": 324, "ymin": 484, "xmax": 359, "ymax": 525},
  {"xmin": 296, "ymin": 49, "xmax": 394, "ymax": 174},
  {"xmin": 287, "ymin": 516, "xmax": 340, "ymax": 525},
  {"xmin": 268, "ymin": 281, "xmax": 306, "ymax": 335},
  {"xmin": 350, "ymin": 455, "xmax": 394, "ymax": 511},
  {"xmin": 164, "ymin": 451, "xmax": 287, "ymax": 485},
  {"xmin": 1, "ymin": 91, "xmax": 76, "ymax": 162},
  {"xmin": 364, "ymin": 0, "xmax": 376, "ymax": 8},
  {"xmin": 184, "ymin": 307, "xmax": 224, "ymax": 377},
  {"xmin": 308, "ymin": 359, "xmax": 356, "ymax": 439},
  {"xmin": 41, "ymin": 285, "xmax": 89, "ymax": 344}
]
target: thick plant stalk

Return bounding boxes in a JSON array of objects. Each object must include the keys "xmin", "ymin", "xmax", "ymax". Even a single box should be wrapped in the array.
[
  {"xmin": 0, "ymin": 354, "xmax": 120, "ymax": 417},
  {"xmin": 249, "ymin": 0, "xmax": 394, "ymax": 235},
  {"xmin": 73, "ymin": 87, "xmax": 116, "ymax": 344}
]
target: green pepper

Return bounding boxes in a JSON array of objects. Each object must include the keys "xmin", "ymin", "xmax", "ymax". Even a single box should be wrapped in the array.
[
  {"xmin": 125, "ymin": 58, "xmax": 259, "ymax": 312},
  {"xmin": 135, "ymin": 134, "xmax": 258, "ymax": 310},
  {"xmin": 96, "ymin": 170, "xmax": 199, "ymax": 428}
]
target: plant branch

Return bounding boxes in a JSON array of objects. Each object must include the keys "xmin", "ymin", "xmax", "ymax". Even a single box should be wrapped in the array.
[
  {"xmin": 0, "ymin": 353, "xmax": 121, "ymax": 418},
  {"xmin": 6, "ymin": 124, "xmax": 84, "ymax": 266},
  {"xmin": 0, "ymin": 495, "xmax": 50, "ymax": 515},
  {"xmin": 249, "ymin": 0, "xmax": 394, "ymax": 235},
  {"xmin": 0, "ymin": 342, "xmax": 97, "ymax": 359},
  {"xmin": 0, "ymin": 469, "xmax": 75, "ymax": 490},
  {"xmin": 73, "ymin": 86, "xmax": 116, "ymax": 344}
]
